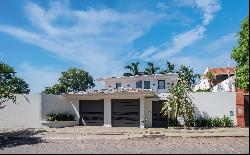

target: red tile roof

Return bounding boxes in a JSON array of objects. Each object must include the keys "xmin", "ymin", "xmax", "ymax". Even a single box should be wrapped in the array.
[{"xmin": 208, "ymin": 67, "xmax": 236, "ymax": 75}]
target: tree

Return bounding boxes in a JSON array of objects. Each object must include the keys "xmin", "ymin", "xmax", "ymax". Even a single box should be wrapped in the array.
[
  {"xmin": 144, "ymin": 62, "xmax": 160, "ymax": 75},
  {"xmin": 203, "ymin": 71, "xmax": 215, "ymax": 89},
  {"xmin": 43, "ymin": 68, "xmax": 95, "ymax": 94},
  {"xmin": 231, "ymin": 16, "xmax": 249, "ymax": 93},
  {"xmin": 177, "ymin": 65, "xmax": 200, "ymax": 89},
  {"xmin": 0, "ymin": 62, "xmax": 30, "ymax": 108},
  {"xmin": 160, "ymin": 61, "xmax": 176, "ymax": 74},
  {"xmin": 161, "ymin": 80, "xmax": 194, "ymax": 127},
  {"xmin": 124, "ymin": 62, "xmax": 143, "ymax": 76}
]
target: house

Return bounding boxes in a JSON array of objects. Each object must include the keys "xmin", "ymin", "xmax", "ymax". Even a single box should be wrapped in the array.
[
  {"xmin": 0, "ymin": 73, "xmax": 238, "ymax": 128},
  {"xmin": 65, "ymin": 73, "xmax": 179, "ymax": 128},
  {"xmin": 194, "ymin": 67, "xmax": 236, "ymax": 92}
]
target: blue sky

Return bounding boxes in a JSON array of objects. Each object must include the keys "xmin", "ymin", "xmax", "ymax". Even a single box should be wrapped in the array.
[{"xmin": 0, "ymin": 0, "xmax": 249, "ymax": 93}]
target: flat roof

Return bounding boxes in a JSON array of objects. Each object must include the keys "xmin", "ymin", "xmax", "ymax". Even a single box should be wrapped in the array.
[
  {"xmin": 62, "ymin": 88, "xmax": 157, "ymax": 98},
  {"xmin": 96, "ymin": 73, "xmax": 179, "ymax": 81}
]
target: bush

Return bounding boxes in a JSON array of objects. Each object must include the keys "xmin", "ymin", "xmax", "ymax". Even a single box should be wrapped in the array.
[
  {"xmin": 221, "ymin": 116, "xmax": 234, "ymax": 127},
  {"xmin": 211, "ymin": 117, "xmax": 223, "ymax": 127},
  {"xmin": 194, "ymin": 117, "xmax": 212, "ymax": 127},
  {"xmin": 47, "ymin": 112, "xmax": 75, "ymax": 121},
  {"xmin": 192, "ymin": 116, "xmax": 234, "ymax": 128}
]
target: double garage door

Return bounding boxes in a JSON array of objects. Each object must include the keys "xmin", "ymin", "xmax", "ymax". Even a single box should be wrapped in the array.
[{"xmin": 79, "ymin": 99, "xmax": 140, "ymax": 127}]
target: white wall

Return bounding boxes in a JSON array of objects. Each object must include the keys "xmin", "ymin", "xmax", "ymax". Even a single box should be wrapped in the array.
[
  {"xmin": 0, "ymin": 92, "xmax": 237, "ymax": 128},
  {"xmin": 0, "ymin": 94, "xmax": 42, "ymax": 128},
  {"xmin": 191, "ymin": 92, "xmax": 237, "ymax": 124},
  {"xmin": 41, "ymin": 94, "xmax": 79, "ymax": 121},
  {"xmin": 105, "ymin": 78, "xmax": 174, "ymax": 93}
]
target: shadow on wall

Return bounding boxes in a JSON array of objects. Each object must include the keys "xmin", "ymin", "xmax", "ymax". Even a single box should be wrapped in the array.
[
  {"xmin": 193, "ymin": 105, "xmax": 210, "ymax": 119},
  {"xmin": 0, "ymin": 129, "xmax": 47, "ymax": 150}
]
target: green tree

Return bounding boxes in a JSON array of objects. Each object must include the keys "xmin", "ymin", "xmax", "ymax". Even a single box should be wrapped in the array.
[
  {"xmin": 144, "ymin": 62, "xmax": 160, "ymax": 75},
  {"xmin": 124, "ymin": 62, "xmax": 143, "ymax": 76},
  {"xmin": 161, "ymin": 80, "xmax": 194, "ymax": 127},
  {"xmin": 43, "ymin": 68, "xmax": 95, "ymax": 94},
  {"xmin": 177, "ymin": 65, "xmax": 200, "ymax": 89},
  {"xmin": 231, "ymin": 16, "xmax": 249, "ymax": 93},
  {"xmin": 160, "ymin": 61, "xmax": 176, "ymax": 74},
  {"xmin": 0, "ymin": 62, "xmax": 30, "ymax": 108}
]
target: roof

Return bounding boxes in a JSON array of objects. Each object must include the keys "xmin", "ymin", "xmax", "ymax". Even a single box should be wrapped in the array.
[
  {"xmin": 208, "ymin": 67, "xmax": 236, "ymax": 75},
  {"xmin": 96, "ymin": 73, "xmax": 179, "ymax": 82}
]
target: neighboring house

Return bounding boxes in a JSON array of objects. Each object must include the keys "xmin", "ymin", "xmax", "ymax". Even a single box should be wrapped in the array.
[{"xmin": 194, "ymin": 67, "xmax": 236, "ymax": 92}]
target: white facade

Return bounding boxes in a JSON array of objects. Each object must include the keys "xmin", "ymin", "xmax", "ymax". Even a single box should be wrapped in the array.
[
  {"xmin": 97, "ymin": 74, "xmax": 179, "ymax": 94},
  {"xmin": 0, "ymin": 93, "xmax": 237, "ymax": 128},
  {"xmin": 194, "ymin": 67, "xmax": 236, "ymax": 92},
  {"xmin": 212, "ymin": 76, "xmax": 236, "ymax": 92}
]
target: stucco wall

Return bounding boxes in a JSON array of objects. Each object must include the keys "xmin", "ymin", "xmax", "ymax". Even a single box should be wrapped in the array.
[
  {"xmin": 41, "ymin": 94, "xmax": 79, "ymax": 121},
  {"xmin": 0, "ymin": 92, "xmax": 237, "ymax": 128},
  {"xmin": 191, "ymin": 92, "xmax": 237, "ymax": 124},
  {"xmin": 0, "ymin": 94, "xmax": 42, "ymax": 128}
]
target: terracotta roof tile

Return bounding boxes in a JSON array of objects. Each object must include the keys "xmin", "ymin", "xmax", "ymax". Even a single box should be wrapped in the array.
[{"xmin": 208, "ymin": 67, "xmax": 236, "ymax": 75}]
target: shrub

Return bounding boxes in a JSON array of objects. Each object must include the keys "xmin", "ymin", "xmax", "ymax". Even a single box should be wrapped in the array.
[
  {"xmin": 190, "ymin": 116, "xmax": 234, "ymax": 128},
  {"xmin": 221, "ymin": 116, "xmax": 234, "ymax": 127},
  {"xmin": 47, "ymin": 112, "xmax": 75, "ymax": 121},
  {"xmin": 194, "ymin": 117, "xmax": 212, "ymax": 127},
  {"xmin": 211, "ymin": 117, "xmax": 224, "ymax": 127}
]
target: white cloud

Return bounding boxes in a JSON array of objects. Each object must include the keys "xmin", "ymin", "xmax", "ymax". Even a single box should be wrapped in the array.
[
  {"xmin": 17, "ymin": 63, "xmax": 61, "ymax": 93},
  {"xmin": 166, "ymin": 33, "xmax": 237, "ymax": 73},
  {"xmin": 0, "ymin": 1, "xmax": 162, "ymax": 78},
  {"xmin": 141, "ymin": 25, "xmax": 206, "ymax": 61},
  {"xmin": 140, "ymin": 0, "xmax": 221, "ymax": 61}
]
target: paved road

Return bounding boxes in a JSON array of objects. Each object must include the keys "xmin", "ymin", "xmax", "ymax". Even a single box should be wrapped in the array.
[{"xmin": 0, "ymin": 137, "xmax": 249, "ymax": 154}]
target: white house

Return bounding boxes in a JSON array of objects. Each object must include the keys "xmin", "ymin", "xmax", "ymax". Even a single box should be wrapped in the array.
[
  {"xmin": 96, "ymin": 74, "xmax": 179, "ymax": 94},
  {"xmin": 194, "ymin": 67, "xmax": 236, "ymax": 92},
  {"xmin": 0, "ymin": 73, "xmax": 237, "ymax": 128}
]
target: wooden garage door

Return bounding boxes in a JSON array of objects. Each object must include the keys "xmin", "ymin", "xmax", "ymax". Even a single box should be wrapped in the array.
[
  {"xmin": 79, "ymin": 100, "xmax": 104, "ymax": 126},
  {"xmin": 112, "ymin": 99, "xmax": 140, "ymax": 127},
  {"xmin": 152, "ymin": 100, "xmax": 168, "ymax": 128}
]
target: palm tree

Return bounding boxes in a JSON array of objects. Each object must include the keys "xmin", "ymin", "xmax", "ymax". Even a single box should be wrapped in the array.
[
  {"xmin": 124, "ymin": 62, "xmax": 140, "ymax": 76},
  {"xmin": 159, "ymin": 61, "xmax": 175, "ymax": 74},
  {"xmin": 144, "ymin": 62, "xmax": 160, "ymax": 75},
  {"xmin": 203, "ymin": 71, "xmax": 215, "ymax": 89}
]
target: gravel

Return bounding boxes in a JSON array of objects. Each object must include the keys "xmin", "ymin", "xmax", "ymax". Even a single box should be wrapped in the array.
[{"xmin": 0, "ymin": 137, "xmax": 249, "ymax": 154}]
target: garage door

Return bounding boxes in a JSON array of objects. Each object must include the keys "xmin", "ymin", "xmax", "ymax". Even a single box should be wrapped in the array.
[
  {"xmin": 112, "ymin": 99, "xmax": 140, "ymax": 127},
  {"xmin": 79, "ymin": 100, "xmax": 104, "ymax": 126},
  {"xmin": 152, "ymin": 101, "xmax": 168, "ymax": 128}
]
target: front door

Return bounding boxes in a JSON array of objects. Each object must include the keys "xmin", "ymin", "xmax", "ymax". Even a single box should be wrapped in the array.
[{"xmin": 152, "ymin": 100, "xmax": 168, "ymax": 128}]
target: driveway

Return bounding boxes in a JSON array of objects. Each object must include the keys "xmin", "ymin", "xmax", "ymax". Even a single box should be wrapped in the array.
[{"xmin": 0, "ymin": 127, "xmax": 249, "ymax": 154}]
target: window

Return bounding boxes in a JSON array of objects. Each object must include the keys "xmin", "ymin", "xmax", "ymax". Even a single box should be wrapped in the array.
[
  {"xmin": 158, "ymin": 80, "xmax": 165, "ymax": 89},
  {"xmin": 144, "ymin": 81, "xmax": 150, "ymax": 89},
  {"xmin": 115, "ymin": 83, "xmax": 121, "ymax": 88},
  {"xmin": 136, "ymin": 81, "xmax": 142, "ymax": 88}
]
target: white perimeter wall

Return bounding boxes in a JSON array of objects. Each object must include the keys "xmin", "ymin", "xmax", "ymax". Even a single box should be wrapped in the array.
[
  {"xmin": 41, "ymin": 94, "xmax": 79, "ymax": 121},
  {"xmin": 191, "ymin": 92, "xmax": 237, "ymax": 124},
  {"xmin": 0, "ymin": 92, "xmax": 237, "ymax": 128},
  {"xmin": 0, "ymin": 94, "xmax": 42, "ymax": 128}
]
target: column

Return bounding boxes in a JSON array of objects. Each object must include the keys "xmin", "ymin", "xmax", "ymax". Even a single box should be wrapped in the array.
[
  {"xmin": 140, "ymin": 97, "xmax": 145, "ymax": 128},
  {"xmin": 104, "ymin": 97, "xmax": 112, "ymax": 127}
]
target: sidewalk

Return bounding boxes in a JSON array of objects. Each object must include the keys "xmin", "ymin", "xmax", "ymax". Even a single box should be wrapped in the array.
[{"xmin": 0, "ymin": 127, "xmax": 249, "ymax": 140}]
